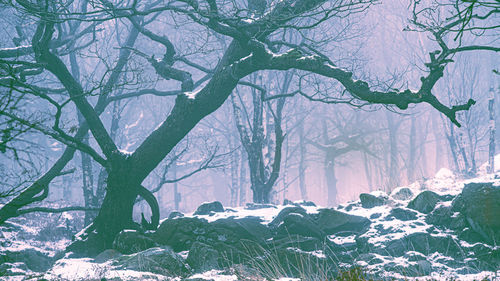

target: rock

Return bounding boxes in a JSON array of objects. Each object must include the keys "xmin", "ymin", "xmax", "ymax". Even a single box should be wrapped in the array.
[
  {"xmin": 384, "ymin": 232, "xmax": 462, "ymax": 258},
  {"xmin": 283, "ymin": 199, "xmax": 316, "ymax": 207},
  {"xmin": 276, "ymin": 213, "xmax": 325, "ymax": 239},
  {"xmin": 426, "ymin": 205, "xmax": 453, "ymax": 226},
  {"xmin": 344, "ymin": 202, "xmax": 359, "ymax": 211},
  {"xmin": 409, "ymin": 260, "xmax": 433, "ymax": 277},
  {"xmin": 38, "ymin": 225, "xmax": 73, "ymax": 242},
  {"xmin": 113, "ymin": 247, "xmax": 190, "ymax": 276},
  {"xmin": 426, "ymin": 206, "xmax": 466, "ymax": 231},
  {"xmin": 94, "ymin": 249, "xmax": 123, "ymax": 263},
  {"xmin": 0, "ymin": 248, "xmax": 53, "ymax": 272},
  {"xmin": 186, "ymin": 242, "xmax": 219, "ymax": 273},
  {"xmin": 245, "ymin": 203, "xmax": 277, "ymax": 210},
  {"xmin": 194, "ymin": 201, "xmax": 224, "ymax": 215},
  {"xmin": 388, "ymin": 208, "xmax": 418, "ymax": 221},
  {"xmin": 355, "ymin": 253, "xmax": 384, "ymax": 266},
  {"xmin": 295, "ymin": 200, "xmax": 316, "ymax": 207},
  {"xmin": 269, "ymin": 206, "xmax": 308, "ymax": 228},
  {"xmin": 210, "ymin": 217, "xmax": 271, "ymax": 245},
  {"xmin": 407, "ymin": 190, "xmax": 441, "ymax": 214},
  {"xmin": 359, "ymin": 193, "xmax": 387, "ymax": 208},
  {"xmin": 66, "ymin": 226, "xmax": 108, "ymax": 257},
  {"xmin": 404, "ymin": 251, "xmax": 427, "ymax": 262},
  {"xmin": 391, "ymin": 187, "xmax": 414, "ymax": 201},
  {"xmin": 315, "ymin": 208, "xmax": 371, "ymax": 235},
  {"xmin": 271, "ymin": 235, "xmax": 322, "ymax": 252},
  {"xmin": 168, "ymin": 211, "xmax": 184, "ymax": 219},
  {"xmin": 457, "ymin": 182, "xmax": 500, "ymax": 244},
  {"xmin": 154, "ymin": 217, "xmax": 210, "ymax": 251},
  {"xmin": 113, "ymin": 230, "xmax": 158, "ymax": 254},
  {"xmin": 0, "ymin": 262, "xmax": 28, "ymax": 276}
]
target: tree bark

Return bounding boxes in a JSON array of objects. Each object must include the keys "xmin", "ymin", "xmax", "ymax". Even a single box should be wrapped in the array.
[
  {"xmin": 488, "ymin": 86, "xmax": 496, "ymax": 173},
  {"xmin": 386, "ymin": 112, "xmax": 400, "ymax": 189},
  {"xmin": 407, "ymin": 115, "xmax": 417, "ymax": 183},
  {"xmin": 298, "ymin": 121, "xmax": 308, "ymax": 200},
  {"xmin": 325, "ymin": 155, "xmax": 337, "ymax": 206}
]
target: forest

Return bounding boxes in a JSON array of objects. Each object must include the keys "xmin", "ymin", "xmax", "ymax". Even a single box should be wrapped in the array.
[{"xmin": 0, "ymin": 0, "xmax": 499, "ymax": 280}]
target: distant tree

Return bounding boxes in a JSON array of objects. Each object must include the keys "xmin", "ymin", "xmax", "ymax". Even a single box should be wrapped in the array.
[
  {"xmin": 307, "ymin": 111, "xmax": 375, "ymax": 206},
  {"xmin": 232, "ymin": 72, "xmax": 287, "ymax": 204}
]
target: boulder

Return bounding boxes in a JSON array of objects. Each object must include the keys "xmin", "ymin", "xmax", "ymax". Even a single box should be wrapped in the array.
[
  {"xmin": 113, "ymin": 247, "xmax": 190, "ymax": 276},
  {"xmin": 283, "ymin": 199, "xmax": 316, "ymax": 207},
  {"xmin": 383, "ymin": 232, "xmax": 462, "ymax": 258},
  {"xmin": 315, "ymin": 208, "xmax": 371, "ymax": 235},
  {"xmin": 388, "ymin": 208, "xmax": 418, "ymax": 221},
  {"xmin": 113, "ymin": 230, "xmax": 158, "ymax": 254},
  {"xmin": 404, "ymin": 251, "xmax": 427, "ymax": 262},
  {"xmin": 186, "ymin": 242, "xmax": 219, "ymax": 273},
  {"xmin": 426, "ymin": 206, "xmax": 466, "ymax": 231},
  {"xmin": 391, "ymin": 187, "xmax": 414, "ymax": 201},
  {"xmin": 38, "ymin": 225, "xmax": 73, "ymax": 242},
  {"xmin": 355, "ymin": 253, "xmax": 384, "ymax": 266},
  {"xmin": 154, "ymin": 217, "xmax": 210, "ymax": 251},
  {"xmin": 407, "ymin": 191, "xmax": 440, "ymax": 214},
  {"xmin": 276, "ymin": 213, "xmax": 325, "ymax": 239},
  {"xmin": 94, "ymin": 249, "xmax": 122, "ymax": 263},
  {"xmin": 457, "ymin": 182, "xmax": 500, "ymax": 244},
  {"xmin": 359, "ymin": 193, "xmax": 387, "ymax": 208},
  {"xmin": 245, "ymin": 203, "xmax": 277, "ymax": 210},
  {"xmin": 268, "ymin": 206, "xmax": 308, "ymax": 228},
  {"xmin": 0, "ymin": 248, "xmax": 53, "ymax": 272},
  {"xmin": 0, "ymin": 262, "xmax": 28, "ymax": 276},
  {"xmin": 210, "ymin": 217, "xmax": 271, "ymax": 245},
  {"xmin": 168, "ymin": 211, "xmax": 184, "ymax": 219},
  {"xmin": 193, "ymin": 201, "xmax": 224, "ymax": 215}
]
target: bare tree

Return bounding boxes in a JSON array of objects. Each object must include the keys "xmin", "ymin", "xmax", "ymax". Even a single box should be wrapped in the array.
[
  {"xmin": 0, "ymin": 0, "xmax": 494, "ymax": 255},
  {"xmin": 232, "ymin": 73, "xmax": 287, "ymax": 203}
]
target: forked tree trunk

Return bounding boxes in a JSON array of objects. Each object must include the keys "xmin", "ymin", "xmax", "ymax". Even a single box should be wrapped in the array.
[
  {"xmin": 93, "ymin": 173, "xmax": 138, "ymax": 249},
  {"xmin": 252, "ymin": 183, "xmax": 271, "ymax": 203}
]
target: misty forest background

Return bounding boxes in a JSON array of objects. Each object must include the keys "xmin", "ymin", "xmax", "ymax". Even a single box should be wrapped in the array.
[{"xmin": 0, "ymin": 0, "xmax": 498, "ymax": 243}]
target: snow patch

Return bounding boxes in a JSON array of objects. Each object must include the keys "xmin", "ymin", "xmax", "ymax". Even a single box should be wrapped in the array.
[{"xmin": 187, "ymin": 270, "xmax": 238, "ymax": 281}]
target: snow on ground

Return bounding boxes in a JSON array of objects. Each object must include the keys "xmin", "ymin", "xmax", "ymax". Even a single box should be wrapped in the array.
[
  {"xmin": 3, "ymin": 157, "xmax": 500, "ymax": 281},
  {"xmin": 187, "ymin": 270, "xmax": 238, "ymax": 281},
  {"xmin": 177, "ymin": 202, "xmax": 320, "ymax": 224},
  {"xmin": 44, "ymin": 258, "xmax": 174, "ymax": 281}
]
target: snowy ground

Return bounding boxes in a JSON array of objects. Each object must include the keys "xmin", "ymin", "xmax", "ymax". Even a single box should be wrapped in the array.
[{"xmin": 1, "ymin": 157, "xmax": 500, "ymax": 280}]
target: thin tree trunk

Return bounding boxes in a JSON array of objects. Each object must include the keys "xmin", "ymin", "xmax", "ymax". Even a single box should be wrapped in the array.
[
  {"xmin": 407, "ymin": 115, "xmax": 417, "ymax": 183},
  {"xmin": 446, "ymin": 121, "xmax": 461, "ymax": 173},
  {"xmin": 325, "ymin": 155, "xmax": 337, "ymax": 206},
  {"xmin": 79, "ymin": 132, "xmax": 95, "ymax": 225},
  {"xmin": 363, "ymin": 151, "xmax": 373, "ymax": 191},
  {"xmin": 386, "ymin": 112, "xmax": 400, "ymax": 190},
  {"xmin": 173, "ymin": 164, "xmax": 180, "ymax": 211},
  {"xmin": 298, "ymin": 121, "xmax": 307, "ymax": 200},
  {"xmin": 229, "ymin": 133, "xmax": 239, "ymax": 206},
  {"xmin": 488, "ymin": 86, "xmax": 496, "ymax": 173},
  {"xmin": 239, "ymin": 154, "xmax": 247, "ymax": 206}
]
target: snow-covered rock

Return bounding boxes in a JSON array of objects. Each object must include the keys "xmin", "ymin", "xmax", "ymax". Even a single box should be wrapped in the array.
[{"xmin": 3, "ymin": 171, "xmax": 500, "ymax": 280}]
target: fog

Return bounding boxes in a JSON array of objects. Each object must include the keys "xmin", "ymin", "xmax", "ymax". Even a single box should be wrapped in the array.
[{"xmin": 0, "ymin": 0, "xmax": 498, "ymax": 231}]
